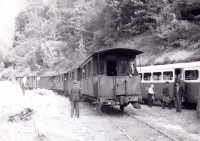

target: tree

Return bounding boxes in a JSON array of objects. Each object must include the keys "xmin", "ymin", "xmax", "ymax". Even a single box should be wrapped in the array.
[{"xmin": 107, "ymin": 0, "xmax": 164, "ymax": 37}]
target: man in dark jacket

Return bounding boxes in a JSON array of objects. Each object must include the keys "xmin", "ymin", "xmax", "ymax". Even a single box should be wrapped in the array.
[
  {"xmin": 126, "ymin": 59, "xmax": 138, "ymax": 77},
  {"xmin": 69, "ymin": 80, "xmax": 82, "ymax": 118},
  {"xmin": 173, "ymin": 81, "xmax": 185, "ymax": 112},
  {"xmin": 162, "ymin": 81, "xmax": 171, "ymax": 109}
]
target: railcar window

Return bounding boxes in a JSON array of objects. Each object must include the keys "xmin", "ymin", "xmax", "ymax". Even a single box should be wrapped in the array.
[
  {"xmin": 139, "ymin": 73, "xmax": 142, "ymax": 80},
  {"xmin": 163, "ymin": 71, "xmax": 173, "ymax": 80},
  {"xmin": 185, "ymin": 70, "xmax": 199, "ymax": 80},
  {"xmin": 120, "ymin": 61, "xmax": 128, "ymax": 74},
  {"xmin": 144, "ymin": 73, "xmax": 151, "ymax": 81},
  {"xmin": 153, "ymin": 72, "xmax": 162, "ymax": 81},
  {"xmin": 96, "ymin": 61, "xmax": 105, "ymax": 74}
]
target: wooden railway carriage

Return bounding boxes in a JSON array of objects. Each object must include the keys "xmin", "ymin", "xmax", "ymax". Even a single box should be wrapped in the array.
[
  {"xmin": 15, "ymin": 76, "xmax": 23, "ymax": 86},
  {"xmin": 53, "ymin": 69, "xmax": 80, "ymax": 95},
  {"xmin": 79, "ymin": 48, "xmax": 143, "ymax": 111},
  {"xmin": 53, "ymin": 73, "xmax": 65, "ymax": 92},
  {"xmin": 64, "ymin": 69, "xmax": 80, "ymax": 95},
  {"xmin": 138, "ymin": 61, "xmax": 200, "ymax": 105},
  {"xmin": 38, "ymin": 75, "xmax": 55, "ymax": 89},
  {"xmin": 26, "ymin": 76, "xmax": 39, "ymax": 89}
]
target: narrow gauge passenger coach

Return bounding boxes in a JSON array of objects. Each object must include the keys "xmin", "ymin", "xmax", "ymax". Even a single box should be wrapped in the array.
[
  {"xmin": 15, "ymin": 48, "xmax": 144, "ymax": 111},
  {"xmin": 79, "ymin": 48, "xmax": 143, "ymax": 111},
  {"xmin": 138, "ymin": 61, "xmax": 200, "ymax": 106}
]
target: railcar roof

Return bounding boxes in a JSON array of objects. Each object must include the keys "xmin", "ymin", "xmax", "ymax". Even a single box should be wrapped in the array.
[
  {"xmin": 79, "ymin": 47, "xmax": 143, "ymax": 67},
  {"xmin": 137, "ymin": 61, "xmax": 200, "ymax": 72}
]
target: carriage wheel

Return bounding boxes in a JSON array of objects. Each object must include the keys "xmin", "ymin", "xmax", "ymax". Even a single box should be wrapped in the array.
[{"xmin": 120, "ymin": 105, "xmax": 124, "ymax": 112}]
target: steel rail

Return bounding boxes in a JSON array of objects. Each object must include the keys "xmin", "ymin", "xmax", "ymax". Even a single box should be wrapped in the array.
[
  {"xmin": 123, "ymin": 111, "xmax": 179, "ymax": 141},
  {"xmin": 100, "ymin": 111, "xmax": 134, "ymax": 141}
]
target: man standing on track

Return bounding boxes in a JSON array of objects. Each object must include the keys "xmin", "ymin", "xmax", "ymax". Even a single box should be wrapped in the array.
[
  {"xmin": 69, "ymin": 80, "xmax": 82, "ymax": 118},
  {"xmin": 173, "ymin": 81, "xmax": 184, "ymax": 112}
]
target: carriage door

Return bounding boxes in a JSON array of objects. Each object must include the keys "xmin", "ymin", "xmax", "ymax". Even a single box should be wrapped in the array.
[
  {"xmin": 107, "ymin": 60, "xmax": 117, "ymax": 76},
  {"xmin": 175, "ymin": 68, "xmax": 185, "ymax": 91},
  {"xmin": 184, "ymin": 67, "xmax": 199, "ymax": 103}
]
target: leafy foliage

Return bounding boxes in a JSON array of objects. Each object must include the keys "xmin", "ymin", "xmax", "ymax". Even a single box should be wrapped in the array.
[{"xmin": 1, "ymin": 0, "xmax": 200, "ymax": 79}]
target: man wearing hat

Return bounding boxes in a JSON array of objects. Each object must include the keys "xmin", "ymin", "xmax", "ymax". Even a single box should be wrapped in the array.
[
  {"xmin": 126, "ymin": 58, "xmax": 138, "ymax": 77},
  {"xmin": 162, "ymin": 81, "xmax": 171, "ymax": 109},
  {"xmin": 173, "ymin": 81, "xmax": 184, "ymax": 112},
  {"xmin": 69, "ymin": 80, "xmax": 82, "ymax": 118}
]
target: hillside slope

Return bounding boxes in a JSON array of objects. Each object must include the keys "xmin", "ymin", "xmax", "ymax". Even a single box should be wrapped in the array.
[{"xmin": 0, "ymin": 0, "xmax": 200, "ymax": 79}]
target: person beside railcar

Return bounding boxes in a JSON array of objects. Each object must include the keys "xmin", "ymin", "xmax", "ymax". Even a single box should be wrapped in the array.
[
  {"xmin": 162, "ymin": 81, "xmax": 171, "ymax": 109},
  {"xmin": 148, "ymin": 84, "xmax": 156, "ymax": 107},
  {"xmin": 173, "ymin": 81, "xmax": 185, "ymax": 113}
]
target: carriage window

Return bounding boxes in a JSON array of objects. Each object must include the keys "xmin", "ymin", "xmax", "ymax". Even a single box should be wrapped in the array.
[
  {"xmin": 88, "ymin": 61, "xmax": 92, "ymax": 77},
  {"xmin": 185, "ymin": 70, "xmax": 199, "ymax": 80},
  {"xmin": 83, "ymin": 65, "xmax": 87, "ymax": 78},
  {"xmin": 57, "ymin": 76, "xmax": 60, "ymax": 82},
  {"xmin": 72, "ymin": 72, "xmax": 75, "ymax": 80},
  {"xmin": 69, "ymin": 73, "xmax": 71, "ymax": 80},
  {"xmin": 65, "ymin": 74, "xmax": 68, "ymax": 80},
  {"xmin": 163, "ymin": 71, "xmax": 173, "ymax": 80},
  {"xmin": 96, "ymin": 61, "xmax": 105, "ymax": 74},
  {"xmin": 121, "ymin": 61, "xmax": 128, "ymax": 74},
  {"xmin": 153, "ymin": 72, "xmax": 162, "ymax": 81},
  {"xmin": 144, "ymin": 73, "xmax": 151, "ymax": 81}
]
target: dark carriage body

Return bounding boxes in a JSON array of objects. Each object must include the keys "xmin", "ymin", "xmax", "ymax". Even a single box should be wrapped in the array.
[
  {"xmin": 38, "ymin": 75, "xmax": 55, "ymax": 89},
  {"xmin": 79, "ymin": 48, "xmax": 143, "ymax": 110},
  {"xmin": 54, "ymin": 69, "xmax": 80, "ymax": 95}
]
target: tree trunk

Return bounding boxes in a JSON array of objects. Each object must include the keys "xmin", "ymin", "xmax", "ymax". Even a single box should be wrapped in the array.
[{"xmin": 196, "ymin": 85, "xmax": 200, "ymax": 118}]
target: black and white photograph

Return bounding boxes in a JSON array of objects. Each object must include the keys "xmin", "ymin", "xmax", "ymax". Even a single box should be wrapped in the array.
[{"xmin": 0, "ymin": 0, "xmax": 200, "ymax": 141}]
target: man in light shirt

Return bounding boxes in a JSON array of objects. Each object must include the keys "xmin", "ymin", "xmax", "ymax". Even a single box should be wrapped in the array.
[{"xmin": 148, "ymin": 84, "xmax": 155, "ymax": 107}]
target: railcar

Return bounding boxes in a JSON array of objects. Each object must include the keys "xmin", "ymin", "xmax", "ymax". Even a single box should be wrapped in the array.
[
  {"xmin": 138, "ymin": 61, "xmax": 200, "ymax": 106},
  {"xmin": 79, "ymin": 48, "xmax": 143, "ymax": 111}
]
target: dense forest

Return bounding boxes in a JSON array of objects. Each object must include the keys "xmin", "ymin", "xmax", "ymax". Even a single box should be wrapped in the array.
[{"xmin": 0, "ymin": 0, "xmax": 200, "ymax": 79}]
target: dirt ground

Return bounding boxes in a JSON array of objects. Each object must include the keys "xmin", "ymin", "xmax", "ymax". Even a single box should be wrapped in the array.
[
  {"xmin": 125, "ymin": 104, "xmax": 200, "ymax": 141},
  {"xmin": 0, "ymin": 81, "xmax": 200, "ymax": 141}
]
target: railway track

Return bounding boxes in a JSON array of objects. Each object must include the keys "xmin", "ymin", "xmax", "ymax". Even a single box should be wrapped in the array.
[{"xmin": 100, "ymin": 107, "xmax": 179, "ymax": 141}]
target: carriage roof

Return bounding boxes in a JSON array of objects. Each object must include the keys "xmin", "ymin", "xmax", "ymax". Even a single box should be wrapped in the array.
[
  {"xmin": 137, "ymin": 61, "xmax": 200, "ymax": 72},
  {"xmin": 79, "ymin": 48, "xmax": 143, "ymax": 67}
]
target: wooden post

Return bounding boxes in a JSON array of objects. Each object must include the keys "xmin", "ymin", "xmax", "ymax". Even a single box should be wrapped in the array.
[{"xmin": 196, "ymin": 85, "xmax": 200, "ymax": 118}]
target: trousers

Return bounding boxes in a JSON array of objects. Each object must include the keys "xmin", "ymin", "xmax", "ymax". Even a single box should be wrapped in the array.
[
  {"xmin": 71, "ymin": 101, "xmax": 79, "ymax": 118},
  {"xmin": 174, "ymin": 96, "xmax": 182, "ymax": 112},
  {"xmin": 162, "ymin": 101, "xmax": 171, "ymax": 109},
  {"xmin": 22, "ymin": 84, "xmax": 26, "ymax": 95},
  {"xmin": 148, "ymin": 94, "xmax": 153, "ymax": 107}
]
